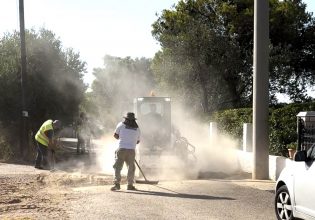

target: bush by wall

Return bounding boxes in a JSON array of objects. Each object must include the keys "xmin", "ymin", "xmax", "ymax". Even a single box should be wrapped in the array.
[
  {"xmin": 0, "ymin": 135, "xmax": 13, "ymax": 161},
  {"xmin": 0, "ymin": 124, "xmax": 19, "ymax": 161},
  {"xmin": 212, "ymin": 108, "xmax": 252, "ymax": 146},
  {"xmin": 211, "ymin": 102, "xmax": 315, "ymax": 156},
  {"xmin": 270, "ymin": 102, "xmax": 315, "ymax": 156}
]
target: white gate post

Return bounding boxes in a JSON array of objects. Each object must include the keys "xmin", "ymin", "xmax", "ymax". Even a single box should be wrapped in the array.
[
  {"xmin": 243, "ymin": 123, "xmax": 252, "ymax": 152},
  {"xmin": 209, "ymin": 122, "xmax": 218, "ymax": 140}
]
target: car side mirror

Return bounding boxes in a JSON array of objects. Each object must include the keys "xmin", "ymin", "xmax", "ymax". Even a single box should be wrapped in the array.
[{"xmin": 294, "ymin": 150, "xmax": 307, "ymax": 162}]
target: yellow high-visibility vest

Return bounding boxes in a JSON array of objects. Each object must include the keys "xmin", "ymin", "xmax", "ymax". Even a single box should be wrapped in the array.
[{"xmin": 35, "ymin": 120, "xmax": 53, "ymax": 147}]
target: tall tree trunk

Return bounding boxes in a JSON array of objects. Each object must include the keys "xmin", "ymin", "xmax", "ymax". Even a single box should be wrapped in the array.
[
  {"xmin": 225, "ymin": 69, "xmax": 242, "ymax": 109},
  {"xmin": 197, "ymin": 63, "xmax": 209, "ymax": 113},
  {"xmin": 200, "ymin": 79, "xmax": 209, "ymax": 113}
]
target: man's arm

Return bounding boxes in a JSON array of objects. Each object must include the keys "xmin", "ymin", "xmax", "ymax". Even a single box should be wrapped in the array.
[
  {"xmin": 114, "ymin": 122, "xmax": 121, "ymax": 140},
  {"xmin": 114, "ymin": 133, "xmax": 119, "ymax": 139},
  {"xmin": 136, "ymin": 129, "xmax": 140, "ymax": 144}
]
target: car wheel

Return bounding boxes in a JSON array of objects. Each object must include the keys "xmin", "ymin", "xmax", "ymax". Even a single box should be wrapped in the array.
[{"xmin": 275, "ymin": 185, "xmax": 295, "ymax": 220}]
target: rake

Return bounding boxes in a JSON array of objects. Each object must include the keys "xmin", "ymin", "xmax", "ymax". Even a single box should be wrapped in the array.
[{"xmin": 135, "ymin": 160, "xmax": 159, "ymax": 185}]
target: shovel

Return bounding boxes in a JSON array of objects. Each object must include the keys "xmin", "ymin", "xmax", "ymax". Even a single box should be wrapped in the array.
[{"xmin": 135, "ymin": 160, "xmax": 159, "ymax": 185}]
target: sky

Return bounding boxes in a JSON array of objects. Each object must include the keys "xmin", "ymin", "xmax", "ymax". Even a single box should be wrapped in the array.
[
  {"xmin": 0, "ymin": 0, "xmax": 314, "ymax": 89},
  {"xmin": 0, "ymin": 0, "xmax": 179, "ymax": 84}
]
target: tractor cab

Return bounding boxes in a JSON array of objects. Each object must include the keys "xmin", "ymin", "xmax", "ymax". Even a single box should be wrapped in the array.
[
  {"xmin": 134, "ymin": 96, "xmax": 172, "ymax": 155},
  {"xmin": 134, "ymin": 96, "xmax": 197, "ymax": 177}
]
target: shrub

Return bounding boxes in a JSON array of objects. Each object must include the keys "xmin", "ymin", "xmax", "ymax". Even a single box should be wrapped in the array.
[
  {"xmin": 211, "ymin": 102, "xmax": 315, "ymax": 156},
  {"xmin": 0, "ymin": 134, "xmax": 13, "ymax": 161},
  {"xmin": 269, "ymin": 102, "xmax": 315, "ymax": 156},
  {"xmin": 286, "ymin": 142, "xmax": 297, "ymax": 150},
  {"xmin": 211, "ymin": 108, "xmax": 252, "ymax": 147}
]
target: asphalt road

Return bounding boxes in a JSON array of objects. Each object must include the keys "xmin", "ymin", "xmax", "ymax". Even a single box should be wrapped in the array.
[
  {"xmin": 0, "ymin": 163, "xmax": 276, "ymax": 220},
  {"xmin": 69, "ymin": 179, "xmax": 275, "ymax": 220}
]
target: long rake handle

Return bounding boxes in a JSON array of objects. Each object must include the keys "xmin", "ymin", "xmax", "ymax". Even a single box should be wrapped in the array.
[{"xmin": 134, "ymin": 160, "xmax": 149, "ymax": 181}]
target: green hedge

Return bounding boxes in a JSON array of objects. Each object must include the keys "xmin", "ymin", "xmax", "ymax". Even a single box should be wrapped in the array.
[
  {"xmin": 211, "ymin": 102, "xmax": 315, "ymax": 156},
  {"xmin": 212, "ymin": 108, "xmax": 252, "ymax": 141},
  {"xmin": 270, "ymin": 102, "xmax": 315, "ymax": 155}
]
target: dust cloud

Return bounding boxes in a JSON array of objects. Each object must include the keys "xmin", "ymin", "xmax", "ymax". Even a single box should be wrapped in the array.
[
  {"xmin": 87, "ymin": 100, "xmax": 241, "ymax": 181},
  {"xmin": 172, "ymin": 103, "xmax": 240, "ymax": 174},
  {"xmin": 153, "ymin": 103, "xmax": 240, "ymax": 181},
  {"xmin": 58, "ymin": 56, "xmax": 241, "ymax": 181}
]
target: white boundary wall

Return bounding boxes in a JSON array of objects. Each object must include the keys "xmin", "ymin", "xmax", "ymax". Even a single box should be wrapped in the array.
[
  {"xmin": 236, "ymin": 150, "xmax": 293, "ymax": 181},
  {"xmin": 209, "ymin": 122, "xmax": 293, "ymax": 181}
]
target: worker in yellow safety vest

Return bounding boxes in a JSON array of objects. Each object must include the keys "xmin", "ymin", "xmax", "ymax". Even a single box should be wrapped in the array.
[{"xmin": 35, "ymin": 119, "xmax": 61, "ymax": 169}]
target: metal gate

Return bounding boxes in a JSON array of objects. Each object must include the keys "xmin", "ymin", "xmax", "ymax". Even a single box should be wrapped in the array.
[{"xmin": 297, "ymin": 112, "xmax": 315, "ymax": 151}]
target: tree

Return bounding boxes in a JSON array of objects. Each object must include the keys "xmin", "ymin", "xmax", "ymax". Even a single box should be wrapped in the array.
[
  {"xmin": 90, "ymin": 55, "xmax": 154, "ymax": 131},
  {"xmin": 268, "ymin": 0, "xmax": 315, "ymax": 102},
  {"xmin": 223, "ymin": 0, "xmax": 315, "ymax": 103},
  {"xmin": 0, "ymin": 28, "xmax": 87, "ymax": 157},
  {"xmin": 151, "ymin": 0, "xmax": 315, "ymax": 114},
  {"xmin": 25, "ymin": 29, "xmax": 87, "ymax": 130},
  {"xmin": 152, "ymin": 0, "xmax": 249, "ymax": 114}
]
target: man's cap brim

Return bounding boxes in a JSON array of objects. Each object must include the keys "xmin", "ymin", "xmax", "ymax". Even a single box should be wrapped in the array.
[{"xmin": 123, "ymin": 116, "xmax": 137, "ymax": 120}]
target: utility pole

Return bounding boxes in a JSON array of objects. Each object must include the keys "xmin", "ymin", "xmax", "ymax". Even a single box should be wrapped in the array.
[
  {"xmin": 252, "ymin": 0, "xmax": 269, "ymax": 179},
  {"xmin": 19, "ymin": 0, "xmax": 29, "ymax": 158}
]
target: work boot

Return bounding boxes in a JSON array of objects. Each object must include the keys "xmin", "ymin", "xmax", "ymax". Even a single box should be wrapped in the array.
[
  {"xmin": 110, "ymin": 184, "xmax": 120, "ymax": 191},
  {"xmin": 127, "ymin": 185, "xmax": 137, "ymax": 191}
]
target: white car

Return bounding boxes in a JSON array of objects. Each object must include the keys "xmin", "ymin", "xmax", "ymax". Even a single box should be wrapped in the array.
[{"xmin": 275, "ymin": 145, "xmax": 315, "ymax": 220}]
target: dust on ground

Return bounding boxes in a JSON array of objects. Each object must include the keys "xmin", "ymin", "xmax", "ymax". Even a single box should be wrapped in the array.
[
  {"xmin": 0, "ymin": 163, "xmax": 113, "ymax": 220},
  {"xmin": 0, "ymin": 163, "xmax": 274, "ymax": 219}
]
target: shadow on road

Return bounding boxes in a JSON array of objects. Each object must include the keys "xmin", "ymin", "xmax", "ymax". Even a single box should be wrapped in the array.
[
  {"xmin": 119, "ymin": 189, "xmax": 235, "ymax": 201},
  {"xmin": 209, "ymin": 179, "xmax": 275, "ymax": 194}
]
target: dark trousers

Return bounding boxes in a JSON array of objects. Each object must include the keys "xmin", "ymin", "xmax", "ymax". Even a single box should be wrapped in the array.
[
  {"xmin": 35, "ymin": 142, "xmax": 49, "ymax": 168},
  {"xmin": 77, "ymin": 134, "xmax": 91, "ymax": 154},
  {"xmin": 77, "ymin": 134, "xmax": 85, "ymax": 153}
]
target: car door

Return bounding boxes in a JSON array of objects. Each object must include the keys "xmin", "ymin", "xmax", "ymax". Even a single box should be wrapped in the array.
[{"xmin": 294, "ymin": 159, "xmax": 315, "ymax": 217}]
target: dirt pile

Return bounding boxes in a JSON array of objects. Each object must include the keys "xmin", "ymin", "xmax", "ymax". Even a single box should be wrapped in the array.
[
  {"xmin": 0, "ymin": 174, "xmax": 69, "ymax": 219},
  {"xmin": 0, "ymin": 167, "xmax": 114, "ymax": 219}
]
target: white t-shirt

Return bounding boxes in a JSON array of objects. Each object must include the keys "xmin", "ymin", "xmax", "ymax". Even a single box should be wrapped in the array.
[{"xmin": 115, "ymin": 122, "xmax": 141, "ymax": 149}]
